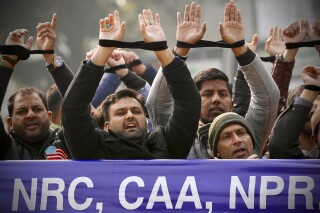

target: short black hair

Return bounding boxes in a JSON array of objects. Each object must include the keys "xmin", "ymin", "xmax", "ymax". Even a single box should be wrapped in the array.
[
  {"xmin": 193, "ymin": 68, "xmax": 232, "ymax": 95},
  {"xmin": 101, "ymin": 88, "xmax": 146, "ymax": 122},
  {"xmin": 7, "ymin": 87, "xmax": 48, "ymax": 117},
  {"xmin": 46, "ymin": 84, "xmax": 62, "ymax": 116}
]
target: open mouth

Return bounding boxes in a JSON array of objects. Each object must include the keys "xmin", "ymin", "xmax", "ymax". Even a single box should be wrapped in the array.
[{"xmin": 125, "ymin": 123, "xmax": 137, "ymax": 129}]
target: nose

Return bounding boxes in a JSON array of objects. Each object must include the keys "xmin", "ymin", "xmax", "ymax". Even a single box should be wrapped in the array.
[
  {"xmin": 25, "ymin": 109, "xmax": 36, "ymax": 119},
  {"xmin": 232, "ymin": 133, "xmax": 242, "ymax": 145},
  {"xmin": 211, "ymin": 93, "xmax": 221, "ymax": 104},
  {"xmin": 126, "ymin": 110, "xmax": 134, "ymax": 119}
]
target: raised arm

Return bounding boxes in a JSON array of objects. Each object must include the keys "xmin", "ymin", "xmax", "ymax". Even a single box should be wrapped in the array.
[
  {"xmin": 220, "ymin": 1, "xmax": 280, "ymax": 157},
  {"xmin": 306, "ymin": 20, "xmax": 320, "ymax": 54},
  {"xmin": 62, "ymin": 10, "xmax": 125, "ymax": 159},
  {"xmin": 139, "ymin": 9, "xmax": 201, "ymax": 158},
  {"xmin": 145, "ymin": 2, "xmax": 205, "ymax": 127},
  {"xmin": 269, "ymin": 66, "xmax": 320, "ymax": 158},
  {"xmin": 36, "ymin": 13, "xmax": 74, "ymax": 96}
]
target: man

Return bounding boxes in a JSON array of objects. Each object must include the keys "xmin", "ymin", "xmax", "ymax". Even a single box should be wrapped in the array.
[
  {"xmin": 146, "ymin": 1, "xmax": 280, "ymax": 159},
  {"xmin": 61, "ymin": 9, "xmax": 201, "ymax": 159},
  {"xmin": 208, "ymin": 112, "xmax": 257, "ymax": 159}
]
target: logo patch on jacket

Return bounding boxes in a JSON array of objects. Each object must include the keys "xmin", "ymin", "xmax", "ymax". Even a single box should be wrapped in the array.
[{"xmin": 44, "ymin": 146, "xmax": 68, "ymax": 160}]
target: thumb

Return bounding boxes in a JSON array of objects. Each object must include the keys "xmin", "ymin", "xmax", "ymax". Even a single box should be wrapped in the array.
[
  {"xmin": 26, "ymin": 36, "xmax": 33, "ymax": 49},
  {"xmin": 199, "ymin": 22, "xmax": 207, "ymax": 37},
  {"xmin": 51, "ymin": 13, "xmax": 57, "ymax": 29},
  {"xmin": 252, "ymin": 34, "xmax": 258, "ymax": 45}
]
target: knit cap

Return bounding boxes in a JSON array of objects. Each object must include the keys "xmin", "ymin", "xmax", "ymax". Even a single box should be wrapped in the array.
[{"xmin": 208, "ymin": 112, "xmax": 256, "ymax": 158}]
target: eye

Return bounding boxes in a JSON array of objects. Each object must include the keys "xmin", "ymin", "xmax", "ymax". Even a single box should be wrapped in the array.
[
  {"xmin": 219, "ymin": 91, "xmax": 228, "ymax": 97},
  {"xmin": 34, "ymin": 106, "xmax": 44, "ymax": 113},
  {"xmin": 202, "ymin": 91, "xmax": 212, "ymax": 98},
  {"xmin": 16, "ymin": 109, "xmax": 27, "ymax": 116},
  {"xmin": 132, "ymin": 108, "xmax": 143, "ymax": 115}
]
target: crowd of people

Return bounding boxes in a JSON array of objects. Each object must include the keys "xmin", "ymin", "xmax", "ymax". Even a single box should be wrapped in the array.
[{"xmin": 1, "ymin": 1, "xmax": 320, "ymax": 160}]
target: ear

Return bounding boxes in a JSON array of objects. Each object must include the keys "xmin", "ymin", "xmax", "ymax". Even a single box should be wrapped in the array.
[
  {"xmin": 47, "ymin": 111, "xmax": 52, "ymax": 122},
  {"xmin": 103, "ymin": 121, "xmax": 109, "ymax": 132},
  {"xmin": 6, "ymin": 117, "xmax": 13, "ymax": 132}
]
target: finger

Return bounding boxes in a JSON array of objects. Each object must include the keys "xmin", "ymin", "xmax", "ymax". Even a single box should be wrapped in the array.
[
  {"xmin": 147, "ymin": 9, "xmax": 154, "ymax": 25},
  {"xmin": 26, "ymin": 36, "xmax": 33, "ymax": 49},
  {"xmin": 38, "ymin": 31, "xmax": 55, "ymax": 39},
  {"xmin": 199, "ymin": 22, "xmax": 206, "ymax": 36},
  {"xmin": 113, "ymin": 10, "xmax": 120, "ymax": 25},
  {"xmin": 143, "ymin": 9, "xmax": 150, "ymax": 25},
  {"xmin": 229, "ymin": 3, "xmax": 235, "ymax": 21},
  {"xmin": 300, "ymin": 18, "xmax": 306, "ymax": 32},
  {"xmin": 274, "ymin": 26, "xmax": 278, "ymax": 39},
  {"xmin": 138, "ymin": 13, "xmax": 145, "ymax": 27},
  {"xmin": 279, "ymin": 29, "xmax": 283, "ymax": 41},
  {"xmin": 252, "ymin": 34, "xmax": 258, "ymax": 45},
  {"xmin": 194, "ymin": 5, "xmax": 201, "ymax": 24},
  {"xmin": 269, "ymin": 27, "xmax": 274, "ymax": 38},
  {"xmin": 234, "ymin": 7, "xmax": 239, "ymax": 23},
  {"xmin": 184, "ymin": 4, "xmax": 189, "ymax": 22},
  {"xmin": 51, "ymin": 13, "xmax": 57, "ymax": 29},
  {"xmin": 237, "ymin": 9, "xmax": 242, "ymax": 24},
  {"xmin": 109, "ymin": 14, "xmax": 114, "ymax": 27},
  {"xmin": 292, "ymin": 21, "xmax": 300, "ymax": 34},
  {"xmin": 224, "ymin": 3, "xmax": 230, "ymax": 23},
  {"xmin": 99, "ymin": 19, "xmax": 106, "ymax": 31},
  {"xmin": 177, "ymin": 12, "xmax": 182, "ymax": 25},
  {"xmin": 155, "ymin": 13, "xmax": 161, "ymax": 26},
  {"xmin": 189, "ymin": 2, "xmax": 196, "ymax": 22},
  {"xmin": 37, "ymin": 27, "xmax": 53, "ymax": 37}
]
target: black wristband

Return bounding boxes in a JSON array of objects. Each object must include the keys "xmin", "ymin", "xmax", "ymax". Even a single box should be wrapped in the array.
[
  {"xmin": 1, "ymin": 55, "xmax": 18, "ymax": 66},
  {"xmin": 304, "ymin": 85, "xmax": 320, "ymax": 91},
  {"xmin": 104, "ymin": 64, "xmax": 127, "ymax": 73},
  {"xmin": 260, "ymin": 56, "xmax": 276, "ymax": 63},
  {"xmin": 176, "ymin": 40, "xmax": 245, "ymax": 48},
  {"xmin": 172, "ymin": 49, "xmax": 188, "ymax": 61},
  {"xmin": 285, "ymin": 40, "xmax": 320, "ymax": 49},
  {"xmin": 127, "ymin": 59, "xmax": 142, "ymax": 70},
  {"xmin": 0, "ymin": 45, "xmax": 54, "ymax": 60},
  {"xmin": 99, "ymin": 40, "xmax": 168, "ymax": 51}
]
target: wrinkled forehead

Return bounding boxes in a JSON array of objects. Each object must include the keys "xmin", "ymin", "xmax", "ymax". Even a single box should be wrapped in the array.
[{"xmin": 13, "ymin": 93, "xmax": 45, "ymax": 108}]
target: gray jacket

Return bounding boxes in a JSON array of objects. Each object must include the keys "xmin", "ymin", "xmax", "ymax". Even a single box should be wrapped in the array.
[{"xmin": 146, "ymin": 50, "xmax": 280, "ymax": 158}]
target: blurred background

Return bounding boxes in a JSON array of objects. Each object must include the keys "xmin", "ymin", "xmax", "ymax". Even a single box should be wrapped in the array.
[{"xmin": 1, "ymin": 0, "xmax": 320, "ymax": 122}]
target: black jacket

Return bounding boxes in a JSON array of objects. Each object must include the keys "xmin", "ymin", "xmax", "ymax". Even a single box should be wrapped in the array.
[{"xmin": 62, "ymin": 57, "xmax": 201, "ymax": 159}]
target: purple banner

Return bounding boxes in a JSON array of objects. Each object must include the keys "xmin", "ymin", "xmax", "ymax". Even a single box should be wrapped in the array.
[{"xmin": 0, "ymin": 160, "xmax": 319, "ymax": 212}]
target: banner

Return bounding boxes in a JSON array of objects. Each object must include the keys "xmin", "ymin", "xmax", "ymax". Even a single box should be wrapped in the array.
[{"xmin": 0, "ymin": 160, "xmax": 319, "ymax": 212}]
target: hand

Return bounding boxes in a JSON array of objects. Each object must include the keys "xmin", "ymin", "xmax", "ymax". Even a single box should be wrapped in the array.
[
  {"xmin": 219, "ymin": 1, "xmax": 244, "ymax": 44},
  {"xmin": 5, "ymin": 29, "xmax": 33, "ymax": 49},
  {"xmin": 176, "ymin": 2, "xmax": 206, "ymax": 44},
  {"xmin": 306, "ymin": 20, "xmax": 320, "ymax": 54},
  {"xmin": 86, "ymin": 46, "xmax": 99, "ymax": 60},
  {"xmin": 37, "ymin": 13, "xmax": 56, "ymax": 52},
  {"xmin": 36, "ymin": 13, "xmax": 57, "ymax": 63},
  {"xmin": 283, "ymin": 18, "xmax": 307, "ymax": 43},
  {"xmin": 306, "ymin": 20, "xmax": 320, "ymax": 40},
  {"xmin": 118, "ymin": 49, "xmax": 139, "ymax": 64},
  {"xmin": 301, "ymin": 65, "xmax": 320, "ymax": 87},
  {"xmin": 3, "ymin": 29, "xmax": 33, "ymax": 65},
  {"xmin": 265, "ymin": 26, "xmax": 285, "ymax": 56},
  {"xmin": 99, "ymin": 10, "xmax": 126, "ymax": 41},
  {"xmin": 138, "ymin": 9, "xmax": 165, "ymax": 42},
  {"xmin": 107, "ymin": 49, "xmax": 128, "ymax": 78},
  {"xmin": 246, "ymin": 34, "xmax": 258, "ymax": 53}
]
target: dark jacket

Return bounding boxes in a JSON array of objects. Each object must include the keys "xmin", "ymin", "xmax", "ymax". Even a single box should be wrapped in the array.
[
  {"xmin": 62, "ymin": 57, "xmax": 201, "ymax": 159},
  {"xmin": 0, "ymin": 64, "xmax": 72, "ymax": 160},
  {"xmin": 269, "ymin": 97, "xmax": 320, "ymax": 159}
]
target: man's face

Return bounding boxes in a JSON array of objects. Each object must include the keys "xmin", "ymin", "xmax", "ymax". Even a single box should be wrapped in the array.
[
  {"xmin": 105, "ymin": 97, "xmax": 148, "ymax": 141},
  {"xmin": 217, "ymin": 124, "xmax": 253, "ymax": 159},
  {"xmin": 7, "ymin": 93, "xmax": 51, "ymax": 143},
  {"xmin": 199, "ymin": 80, "xmax": 233, "ymax": 124}
]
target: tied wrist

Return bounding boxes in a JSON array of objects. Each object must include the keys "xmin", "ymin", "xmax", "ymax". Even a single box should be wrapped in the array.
[
  {"xmin": 1, "ymin": 55, "xmax": 18, "ymax": 67},
  {"xmin": 304, "ymin": 85, "xmax": 320, "ymax": 92}
]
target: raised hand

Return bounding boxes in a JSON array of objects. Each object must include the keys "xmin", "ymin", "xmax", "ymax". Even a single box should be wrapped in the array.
[
  {"xmin": 5, "ymin": 29, "xmax": 33, "ymax": 49},
  {"xmin": 246, "ymin": 34, "xmax": 258, "ymax": 53},
  {"xmin": 107, "ymin": 49, "xmax": 126, "ymax": 67},
  {"xmin": 85, "ymin": 46, "xmax": 99, "ymax": 60},
  {"xmin": 118, "ymin": 49, "xmax": 139, "ymax": 64},
  {"xmin": 301, "ymin": 65, "xmax": 320, "ymax": 87},
  {"xmin": 138, "ymin": 9, "xmax": 165, "ymax": 43},
  {"xmin": 306, "ymin": 20, "xmax": 320, "ymax": 54},
  {"xmin": 176, "ymin": 2, "xmax": 206, "ymax": 44},
  {"xmin": 99, "ymin": 10, "xmax": 126, "ymax": 41},
  {"xmin": 36, "ymin": 13, "xmax": 56, "ymax": 52},
  {"xmin": 219, "ymin": 1, "xmax": 244, "ymax": 44},
  {"xmin": 283, "ymin": 19, "xmax": 307, "ymax": 43},
  {"xmin": 265, "ymin": 26, "xmax": 285, "ymax": 56}
]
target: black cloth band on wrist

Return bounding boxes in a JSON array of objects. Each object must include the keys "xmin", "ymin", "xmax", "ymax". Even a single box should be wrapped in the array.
[
  {"xmin": 104, "ymin": 64, "xmax": 127, "ymax": 73},
  {"xmin": 127, "ymin": 59, "xmax": 142, "ymax": 70},
  {"xmin": 260, "ymin": 56, "xmax": 276, "ymax": 63},
  {"xmin": 304, "ymin": 85, "xmax": 320, "ymax": 91},
  {"xmin": 99, "ymin": 40, "xmax": 168, "ymax": 51},
  {"xmin": 176, "ymin": 40, "xmax": 245, "ymax": 48},
  {"xmin": 172, "ymin": 49, "xmax": 188, "ymax": 61},
  {"xmin": 285, "ymin": 40, "xmax": 320, "ymax": 49},
  {"xmin": 0, "ymin": 45, "xmax": 54, "ymax": 60}
]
